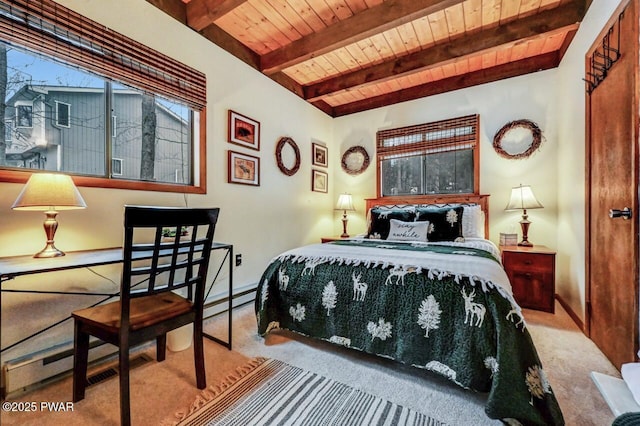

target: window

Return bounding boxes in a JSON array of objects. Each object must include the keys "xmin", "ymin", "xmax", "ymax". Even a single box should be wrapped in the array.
[
  {"xmin": 0, "ymin": 0, "xmax": 206, "ymax": 193},
  {"xmin": 4, "ymin": 120, "xmax": 12, "ymax": 143},
  {"xmin": 112, "ymin": 158, "xmax": 123, "ymax": 176},
  {"xmin": 15, "ymin": 103, "xmax": 32, "ymax": 128},
  {"xmin": 55, "ymin": 101, "xmax": 70, "ymax": 128},
  {"xmin": 376, "ymin": 115, "xmax": 479, "ymax": 197}
]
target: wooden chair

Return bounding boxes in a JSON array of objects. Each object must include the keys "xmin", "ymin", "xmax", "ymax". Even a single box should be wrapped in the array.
[{"xmin": 72, "ymin": 206, "xmax": 220, "ymax": 426}]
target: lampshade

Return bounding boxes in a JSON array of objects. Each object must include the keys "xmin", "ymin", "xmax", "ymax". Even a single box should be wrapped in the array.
[
  {"xmin": 12, "ymin": 173, "xmax": 87, "ymax": 211},
  {"xmin": 12, "ymin": 173, "xmax": 86, "ymax": 258},
  {"xmin": 335, "ymin": 193, "xmax": 355, "ymax": 211},
  {"xmin": 505, "ymin": 184, "xmax": 543, "ymax": 211}
]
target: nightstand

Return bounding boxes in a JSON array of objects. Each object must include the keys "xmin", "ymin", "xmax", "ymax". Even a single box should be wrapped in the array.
[
  {"xmin": 321, "ymin": 236, "xmax": 349, "ymax": 243},
  {"xmin": 501, "ymin": 245, "xmax": 556, "ymax": 313}
]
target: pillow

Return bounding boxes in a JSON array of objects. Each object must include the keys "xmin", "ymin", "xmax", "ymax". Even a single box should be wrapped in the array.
[
  {"xmin": 387, "ymin": 219, "xmax": 429, "ymax": 242},
  {"xmin": 462, "ymin": 204, "xmax": 485, "ymax": 239},
  {"xmin": 415, "ymin": 206, "xmax": 465, "ymax": 242},
  {"xmin": 367, "ymin": 207, "xmax": 416, "ymax": 239}
]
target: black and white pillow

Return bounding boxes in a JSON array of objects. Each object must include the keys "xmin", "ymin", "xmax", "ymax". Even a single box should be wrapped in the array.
[
  {"xmin": 367, "ymin": 207, "xmax": 416, "ymax": 240},
  {"xmin": 415, "ymin": 206, "xmax": 465, "ymax": 242},
  {"xmin": 387, "ymin": 219, "xmax": 429, "ymax": 242}
]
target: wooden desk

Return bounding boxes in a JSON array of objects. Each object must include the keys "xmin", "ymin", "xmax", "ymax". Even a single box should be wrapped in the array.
[{"xmin": 0, "ymin": 243, "xmax": 234, "ymax": 353}]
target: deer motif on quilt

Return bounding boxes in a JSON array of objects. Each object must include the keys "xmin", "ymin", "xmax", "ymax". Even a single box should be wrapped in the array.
[
  {"xmin": 301, "ymin": 257, "xmax": 323, "ymax": 276},
  {"xmin": 278, "ymin": 266, "xmax": 289, "ymax": 291},
  {"xmin": 352, "ymin": 272, "xmax": 368, "ymax": 302},
  {"xmin": 461, "ymin": 288, "xmax": 486, "ymax": 327},
  {"xmin": 384, "ymin": 265, "xmax": 409, "ymax": 286},
  {"xmin": 506, "ymin": 308, "xmax": 526, "ymax": 331}
]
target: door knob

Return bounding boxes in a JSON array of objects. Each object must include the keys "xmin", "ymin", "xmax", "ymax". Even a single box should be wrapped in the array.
[{"xmin": 609, "ymin": 207, "xmax": 632, "ymax": 220}]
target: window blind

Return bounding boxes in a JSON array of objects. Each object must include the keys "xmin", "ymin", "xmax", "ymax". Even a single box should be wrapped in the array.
[
  {"xmin": 0, "ymin": 0, "xmax": 206, "ymax": 109},
  {"xmin": 377, "ymin": 114, "xmax": 479, "ymax": 159}
]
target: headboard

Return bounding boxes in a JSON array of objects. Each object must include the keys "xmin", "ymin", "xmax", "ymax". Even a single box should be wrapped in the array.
[{"xmin": 365, "ymin": 194, "xmax": 490, "ymax": 239}]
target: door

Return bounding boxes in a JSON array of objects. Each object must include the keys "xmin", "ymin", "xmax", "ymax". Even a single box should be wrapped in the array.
[{"xmin": 586, "ymin": 0, "xmax": 639, "ymax": 369}]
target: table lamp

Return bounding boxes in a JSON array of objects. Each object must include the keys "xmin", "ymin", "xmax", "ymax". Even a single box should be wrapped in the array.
[
  {"xmin": 335, "ymin": 193, "xmax": 355, "ymax": 238},
  {"xmin": 12, "ymin": 173, "xmax": 87, "ymax": 258},
  {"xmin": 505, "ymin": 184, "xmax": 543, "ymax": 247}
]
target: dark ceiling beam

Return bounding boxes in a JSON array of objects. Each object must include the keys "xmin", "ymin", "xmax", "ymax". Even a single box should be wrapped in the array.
[
  {"xmin": 199, "ymin": 23, "xmax": 261, "ymax": 70},
  {"xmin": 146, "ymin": 0, "xmax": 259, "ymax": 71},
  {"xmin": 332, "ymin": 52, "xmax": 560, "ymax": 117},
  {"xmin": 270, "ymin": 72, "xmax": 305, "ymax": 99},
  {"xmin": 260, "ymin": 0, "xmax": 465, "ymax": 75},
  {"xmin": 146, "ymin": 0, "xmax": 187, "ymax": 23},
  {"xmin": 558, "ymin": 28, "xmax": 578, "ymax": 61},
  {"xmin": 186, "ymin": 0, "xmax": 249, "ymax": 31},
  {"xmin": 305, "ymin": 1, "xmax": 583, "ymax": 101},
  {"xmin": 146, "ymin": 0, "xmax": 310, "ymax": 111},
  {"xmin": 310, "ymin": 100, "xmax": 334, "ymax": 116}
]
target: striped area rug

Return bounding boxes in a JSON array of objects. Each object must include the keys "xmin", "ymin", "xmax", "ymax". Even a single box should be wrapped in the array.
[{"xmin": 164, "ymin": 358, "xmax": 444, "ymax": 426}]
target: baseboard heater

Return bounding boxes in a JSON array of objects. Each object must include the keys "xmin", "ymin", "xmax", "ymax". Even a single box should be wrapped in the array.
[{"xmin": 2, "ymin": 284, "xmax": 256, "ymax": 398}]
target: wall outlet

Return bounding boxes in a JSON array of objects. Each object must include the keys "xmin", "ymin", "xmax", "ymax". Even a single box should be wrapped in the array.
[{"xmin": 235, "ymin": 254, "xmax": 242, "ymax": 266}]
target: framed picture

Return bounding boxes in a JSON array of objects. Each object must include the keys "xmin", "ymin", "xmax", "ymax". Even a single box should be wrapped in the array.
[
  {"xmin": 228, "ymin": 110, "xmax": 260, "ymax": 151},
  {"xmin": 312, "ymin": 142, "xmax": 328, "ymax": 167},
  {"xmin": 312, "ymin": 169, "xmax": 328, "ymax": 193},
  {"xmin": 228, "ymin": 150, "xmax": 260, "ymax": 186}
]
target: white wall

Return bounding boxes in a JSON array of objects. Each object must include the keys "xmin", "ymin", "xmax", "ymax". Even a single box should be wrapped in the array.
[
  {"xmin": 332, "ymin": 72, "xmax": 560, "ymax": 252},
  {"xmin": 0, "ymin": 0, "xmax": 336, "ymax": 264},
  {"xmin": 0, "ymin": 0, "xmax": 623, "ymax": 363},
  {"xmin": 0, "ymin": 0, "xmax": 335, "ymax": 362},
  {"xmin": 555, "ymin": 0, "xmax": 625, "ymax": 322},
  {"xmin": 331, "ymin": 0, "xmax": 626, "ymax": 326}
]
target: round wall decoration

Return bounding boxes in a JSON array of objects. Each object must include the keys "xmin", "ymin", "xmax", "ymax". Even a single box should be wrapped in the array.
[
  {"xmin": 341, "ymin": 145, "xmax": 370, "ymax": 175},
  {"xmin": 492, "ymin": 119, "xmax": 543, "ymax": 159},
  {"xmin": 275, "ymin": 137, "xmax": 301, "ymax": 176}
]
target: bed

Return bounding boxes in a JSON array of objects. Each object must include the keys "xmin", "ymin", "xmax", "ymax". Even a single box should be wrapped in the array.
[{"xmin": 255, "ymin": 195, "xmax": 564, "ymax": 425}]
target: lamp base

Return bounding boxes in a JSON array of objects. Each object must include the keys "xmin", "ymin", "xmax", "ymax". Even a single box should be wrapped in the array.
[
  {"xmin": 34, "ymin": 243, "xmax": 65, "ymax": 258},
  {"xmin": 34, "ymin": 211, "xmax": 65, "ymax": 258},
  {"xmin": 341, "ymin": 212, "xmax": 349, "ymax": 238},
  {"xmin": 518, "ymin": 212, "xmax": 533, "ymax": 248}
]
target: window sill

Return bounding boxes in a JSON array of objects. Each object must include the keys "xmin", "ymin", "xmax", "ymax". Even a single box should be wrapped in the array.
[{"xmin": 0, "ymin": 169, "xmax": 206, "ymax": 194}]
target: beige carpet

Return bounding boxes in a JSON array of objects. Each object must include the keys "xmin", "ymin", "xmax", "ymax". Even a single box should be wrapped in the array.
[{"xmin": 0, "ymin": 300, "xmax": 620, "ymax": 426}]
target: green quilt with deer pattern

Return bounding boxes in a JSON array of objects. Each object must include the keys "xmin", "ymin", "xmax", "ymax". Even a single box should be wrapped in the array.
[{"xmin": 255, "ymin": 240, "xmax": 564, "ymax": 425}]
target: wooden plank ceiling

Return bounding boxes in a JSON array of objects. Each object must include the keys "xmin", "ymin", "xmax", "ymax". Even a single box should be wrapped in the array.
[{"xmin": 147, "ymin": 0, "xmax": 590, "ymax": 117}]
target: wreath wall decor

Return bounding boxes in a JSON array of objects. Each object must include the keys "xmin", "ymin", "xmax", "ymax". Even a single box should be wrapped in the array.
[
  {"xmin": 341, "ymin": 145, "xmax": 370, "ymax": 175},
  {"xmin": 492, "ymin": 119, "xmax": 543, "ymax": 159},
  {"xmin": 275, "ymin": 137, "xmax": 301, "ymax": 176}
]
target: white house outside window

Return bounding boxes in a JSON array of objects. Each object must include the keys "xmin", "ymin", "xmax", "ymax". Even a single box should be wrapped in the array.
[
  {"xmin": 0, "ymin": 0, "xmax": 207, "ymax": 194},
  {"xmin": 1, "ymin": 44, "xmax": 197, "ymax": 187}
]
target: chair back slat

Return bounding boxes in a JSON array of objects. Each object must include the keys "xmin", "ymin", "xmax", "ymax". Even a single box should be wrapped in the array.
[
  {"xmin": 166, "ymin": 228, "xmax": 182, "ymax": 291},
  {"xmin": 130, "ymin": 257, "xmax": 206, "ymax": 277},
  {"xmin": 120, "ymin": 206, "xmax": 220, "ymax": 329}
]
